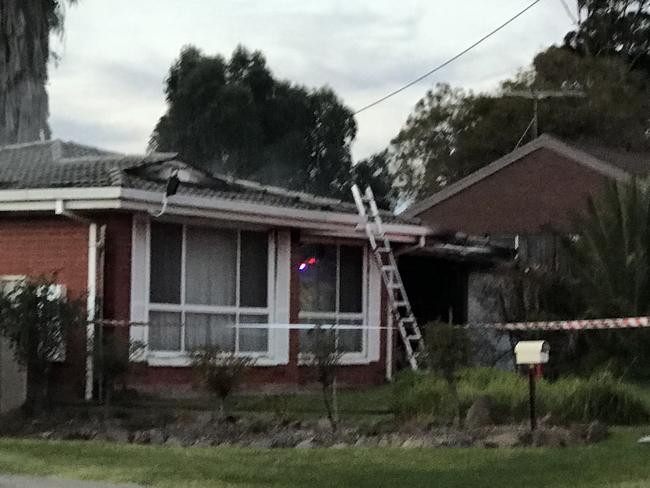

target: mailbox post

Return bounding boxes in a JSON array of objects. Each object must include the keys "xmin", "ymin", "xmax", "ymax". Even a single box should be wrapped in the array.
[{"xmin": 514, "ymin": 341, "xmax": 550, "ymax": 431}]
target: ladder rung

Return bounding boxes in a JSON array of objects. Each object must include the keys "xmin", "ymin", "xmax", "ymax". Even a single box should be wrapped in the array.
[
  {"xmin": 399, "ymin": 316, "xmax": 416, "ymax": 323},
  {"xmin": 375, "ymin": 247, "xmax": 391, "ymax": 253},
  {"xmin": 389, "ymin": 282, "xmax": 402, "ymax": 289},
  {"xmin": 406, "ymin": 333, "xmax": 422, "ymax": 341},
  {"xmin": 381, "ymin": 265, "xmax": 396, "ymax": 272},
  {"xmin": 394, "ymin": 301, "xmax": 408, "ymax": 307}
]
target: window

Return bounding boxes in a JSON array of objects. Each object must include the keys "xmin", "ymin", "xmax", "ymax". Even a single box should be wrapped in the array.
[
  {"xmin": 148, "ymin": 223, "xmax": 270, "ymax": 354},
  {"xmin": 298, "ymin": 243, "xmax": 365, "ymax": 353}
]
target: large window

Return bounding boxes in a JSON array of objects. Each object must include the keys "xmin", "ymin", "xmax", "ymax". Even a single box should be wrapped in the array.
[
  {"xmin": 148, "ymin": 223, "xmax": 270, "ymax": 354},
  {"xmin": 298, "ymin": 243, "xmax": 365, "ymax": 353}
]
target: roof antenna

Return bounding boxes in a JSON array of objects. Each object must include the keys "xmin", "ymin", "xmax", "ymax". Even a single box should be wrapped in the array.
[{"xmin": 151, "ymin": 169, "xmax": 180, "ymax": 218}]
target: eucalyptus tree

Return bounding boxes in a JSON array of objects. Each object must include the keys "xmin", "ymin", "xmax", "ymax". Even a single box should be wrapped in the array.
[{"xmin": 0, "ymin": 1, "xmax": 77, "ymax": 145}]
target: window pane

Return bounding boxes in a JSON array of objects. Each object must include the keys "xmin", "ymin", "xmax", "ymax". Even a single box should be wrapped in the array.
[
  {"xmin": 240, "ymin": 232, "xmax": 268, "ymax": 307},
  {"xmin": 338, "ymin": 318, "xmax": 363, "ymax": 353},
  {"xmin": 185, "ymin": 227, "xmax": 237, "ymax": 306},
  {"xmin": 149, "ymin": 223, "xmax": 182, "ymax": 304},
  {"xmin": 299, "ymin": 244, "xmax": 336, "ymax": 312},
  {"xmin": 185, "ymin": 313, "xmax": 235, "ymax": 351},
  {"xmin": 239, "ymin": 314, "xmax": 268, "ymax": 352},
  {"xmin": 148, "ymin": 312, "xmax": 181, "ymax": 351},
  {"xmin": 339, "ymin": 246, "xmax": 363, "ymax": 313}
]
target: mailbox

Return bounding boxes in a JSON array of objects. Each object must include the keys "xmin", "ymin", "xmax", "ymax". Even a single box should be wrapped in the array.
[{"xmin": 514, "ymin": 340, "xmax": 549, "ymax": 365}]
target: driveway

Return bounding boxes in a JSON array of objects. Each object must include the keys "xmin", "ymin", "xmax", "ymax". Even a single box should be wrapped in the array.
[{"xmin": 0, "ymin": 475, "xmax": 143, "ymax": 488}]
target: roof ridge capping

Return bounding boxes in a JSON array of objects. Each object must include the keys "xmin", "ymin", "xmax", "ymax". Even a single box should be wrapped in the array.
[
  {"xmin": 400, "ymin": 134, "xmax": 630, "ymax": 219},
  {"xmin": 211, "ymin": 171, "xmax": 360, "ymax": 209},
  {"xmin": 0, "ymin": 139, "xmax": 56, "ymax": 150}
]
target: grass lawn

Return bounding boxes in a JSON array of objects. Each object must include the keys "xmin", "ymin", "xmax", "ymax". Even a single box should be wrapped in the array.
[{"xmin": 0, "ymin": 428, "xmax": 649, "ymax": 487}]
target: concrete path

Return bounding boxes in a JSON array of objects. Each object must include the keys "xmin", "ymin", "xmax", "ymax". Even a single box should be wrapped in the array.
[{"xmin": 0, "ymin": 474, "xmax": 143, "ymax": 488}]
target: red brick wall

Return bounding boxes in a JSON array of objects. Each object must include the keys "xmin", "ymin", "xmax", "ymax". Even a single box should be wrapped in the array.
[
  {"xmin": 416, "ymin": 148, "xmax": 610, "ymax": 235},
  {"xmin": 0, "ymin": 216, "xmax": 89, "ymax": 398}
]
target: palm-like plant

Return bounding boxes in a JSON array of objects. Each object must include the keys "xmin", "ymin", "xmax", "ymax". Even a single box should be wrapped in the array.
[
  {"xmin": 567, "ymin": 178, "xmax": 650, "ymax": 377},
  {"xmin": 569, "ymin": 178, "xmax": 650, "ymax": 318},
  {"xmin": 0, "ymin": 1, "xmax": 77, "ymax": 144}
]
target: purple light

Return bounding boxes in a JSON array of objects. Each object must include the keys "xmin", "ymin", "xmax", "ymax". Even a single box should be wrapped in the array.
[{"xmin": 298, "ymin": 263, "xmax": 307, "ymax": 271}]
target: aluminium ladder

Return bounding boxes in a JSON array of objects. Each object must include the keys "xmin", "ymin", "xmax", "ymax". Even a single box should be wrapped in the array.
[{"xmin": 351, "ymin": 184, "xmax": 424, "ymax": 370}]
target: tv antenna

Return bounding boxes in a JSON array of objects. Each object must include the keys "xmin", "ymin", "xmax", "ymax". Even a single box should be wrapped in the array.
[{"xmin": 504, "ymin": 88, "xmax": 586, "ymax": 143}]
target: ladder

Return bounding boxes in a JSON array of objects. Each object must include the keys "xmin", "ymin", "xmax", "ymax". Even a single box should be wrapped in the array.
[{"xmin": 351, "ymin": 184, "xmax": 424, "ymax": 370}]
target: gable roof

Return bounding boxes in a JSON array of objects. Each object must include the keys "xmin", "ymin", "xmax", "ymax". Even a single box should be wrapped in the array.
[
  {"xmin": 402, "ymin": 134, "xmax": 649, "ymax": 219},
  {"xmin": 0, "ymin": 139, "xmax": 417, "ymax": 226}
]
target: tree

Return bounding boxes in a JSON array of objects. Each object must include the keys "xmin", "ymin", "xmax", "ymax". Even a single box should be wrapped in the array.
[
  {"xmin": 0, "ymin": 277, "xmax": 85, "ymax": 412},
  {"xmin": 151, "ymin": 45, "xmax": 358, "ymax": 199},
  {"xmin": 392, "ymin": 48, "xmax": 650, "ymax": 199},
  {"xmin": 564, "ymin": 0, "xmax": 650, "ymax": 74},
  {"xmin": 304, "ymin": 327, "xmax": 343, "ymax": 430},
  {"xmin": 0, "ymin": 1, "xmax": 77, "ymax": 145}
]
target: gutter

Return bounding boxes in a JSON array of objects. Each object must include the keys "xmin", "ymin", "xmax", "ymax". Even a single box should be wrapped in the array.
[{"xmin": 55, "ymin": 200, "xmax": 96, "ymax": 401}]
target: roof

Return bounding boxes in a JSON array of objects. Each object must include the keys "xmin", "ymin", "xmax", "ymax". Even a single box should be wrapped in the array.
[
  {"xmin": 402, "ymin": 134, "xmax": 650, "ymax": 219},
  {"xmin": 0, "ymin": 139, "xmax": 415, "ymax": 225}
]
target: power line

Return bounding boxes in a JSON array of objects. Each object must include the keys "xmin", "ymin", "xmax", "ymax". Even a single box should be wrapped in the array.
[{"xmin": 353, "ymin": 0, "xmax": 544, "ymax": 115}]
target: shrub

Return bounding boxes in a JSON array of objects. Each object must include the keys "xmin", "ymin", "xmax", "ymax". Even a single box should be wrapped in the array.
[
  {"xmin": 191, "ymin": 348, "xmax": 255, "ymax": 419},
  {"xmin": 542, "ymin": 371, "xmax": 649, "ymax": 425},
  {"xmin": 393, "ymin": 370, "xmax": 457, "ymax": 423},
  {"xmin": 394, "ymin": 367, "xmax": 650, "ymax": 425}
]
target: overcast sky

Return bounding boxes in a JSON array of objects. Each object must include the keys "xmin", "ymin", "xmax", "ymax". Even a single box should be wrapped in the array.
[{"xmin": 48, "ymin": 0, "xmax": 575, "ymax": 160}]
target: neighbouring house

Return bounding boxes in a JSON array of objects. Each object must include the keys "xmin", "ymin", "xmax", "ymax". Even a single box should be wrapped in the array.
[
  {"xmin": 0, "ymin": 139, "xmax": 437, "ymax": 402},
  {"xmin": 402, "ymin": 134, "xmax": 650, "ymax": 326}
]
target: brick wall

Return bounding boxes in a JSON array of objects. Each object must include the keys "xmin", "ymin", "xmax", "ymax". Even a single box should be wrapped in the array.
[
  {"xmin": 0, "ymin": 216, "xmax": 89, "ymax": 399},
  {"xmin": 416, "ymin": 148, "xmax": 610, "ymax": 235}
]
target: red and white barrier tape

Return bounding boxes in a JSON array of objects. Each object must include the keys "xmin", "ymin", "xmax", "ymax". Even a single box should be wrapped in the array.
[{"xmin": 95, "ymin": 317, "xmax": 650, "ymax": 332}]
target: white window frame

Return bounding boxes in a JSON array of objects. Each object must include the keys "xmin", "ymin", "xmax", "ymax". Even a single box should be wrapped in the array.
[
  {"xmin": 134, "ymin": 218, "xmax": 279, "ymax": 366},
  {"xmin": 298, "ymin": 241, "xmax": 372, "ymax": 364}
]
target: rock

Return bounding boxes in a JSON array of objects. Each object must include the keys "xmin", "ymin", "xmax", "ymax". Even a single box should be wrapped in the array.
[
  {"xmin": 586, "ymin": 421, "xmax": 608, "ymax": 443},
  {"xmin": 148, "ymin": 428, "xmax": 167, "ymax": 445},
  {"xmin": 164, "ymin": 435, "xmax": 185, "ymax": 447},
  {"xmin": 465, "ymin": 396, "xmax": 492, "ymax": 429},
  {"xmin": 637, "ymin": 435, "xmax": 650, "ymax": 444},
  {"xmin": 316, "ymin": 418, "xmax": 333, "ymax": 431},
  {"xmin": 130, "ymin": 430, "xmax": 151, "ymax": 444},
  {"xmin": 295, "ymin": 437, "xmax": 316, "ymax": 449},
  {"xmin": 532, "ymin": 427, "xmax": 572, "ymax": 448},
  {"xmin": 377, "ymin": 436, "xmax": 390, "ymax": 447},
  {"xmin": 103, "ymin": 427, "xmax": 129, "ymax": 443},
  {"xmin": 330, "ymin": 442, "xmax": 348, "ymax": 449},
  {"xmin": 482, "ymin": 431, "xmax": 520, "ymax": 449},
  {"xmin": 248, "ymin": 438, "xmax": 274, "ymax": 449},
  {"xmin": 401, "ymin": 437, "xmax": 425, "ymax": 449}
]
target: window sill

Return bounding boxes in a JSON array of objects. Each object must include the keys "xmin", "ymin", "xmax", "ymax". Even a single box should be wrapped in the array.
[
  {"xmin": 143, "ymin": 352, "xmax": 285, "ymax": 367},
  {"xmin": 297, "ymin": 352, "xmax": 374, "ymax": 366}
]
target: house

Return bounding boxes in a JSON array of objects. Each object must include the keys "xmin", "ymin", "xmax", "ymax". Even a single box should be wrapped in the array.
[
  {"xmin": 0, "ymin": 139, "xmax": 431, "ymax": 401},
  {"xmin": 402, "ymin": 134, "xmax": 650, "ymax": 326}
]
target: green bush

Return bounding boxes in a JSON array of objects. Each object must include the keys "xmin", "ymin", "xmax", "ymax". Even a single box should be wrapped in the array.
[
  {"xmin": 394, "ymin": 367, "xmax": 650, "ymax": 425},
  {"xmin": 393, "ymin": 370, "xmax": 456, "ymax": 423},
  {"xmin": 541, "ymin": 371, "xmax": 649, "ymax": 425}
]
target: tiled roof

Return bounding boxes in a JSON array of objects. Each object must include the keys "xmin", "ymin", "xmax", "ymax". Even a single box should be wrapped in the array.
[
  {"xmin": 570, "ymin": 143, "xmax": 650, "ymax": 176},
  {"xmin": 0, "ymin": 139, "xmax": 414, "ymax": 224}
]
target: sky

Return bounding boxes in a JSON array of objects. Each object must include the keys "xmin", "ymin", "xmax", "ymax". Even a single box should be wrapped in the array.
[{"xmin": 48, "ymin": 0, "xmax": 576, "ymax": 160}]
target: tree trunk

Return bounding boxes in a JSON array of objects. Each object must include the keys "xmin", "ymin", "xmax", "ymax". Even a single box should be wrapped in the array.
[
  {"xmin": 321, "ymin": 384, "xmax": 337, "ymax": 431},
  {"xmin": 0, "ymin": 0, "xmax": 53, "ymax": 144}
]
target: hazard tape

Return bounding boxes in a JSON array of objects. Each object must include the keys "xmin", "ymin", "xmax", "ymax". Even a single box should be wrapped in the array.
[{"xmin": 94, "ymin": 317, "xmax": 650, "ymax": 332}]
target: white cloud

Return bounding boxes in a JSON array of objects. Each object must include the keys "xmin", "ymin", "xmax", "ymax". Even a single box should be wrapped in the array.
[{"xmin": 48, "ymin": 0, "xmax": 574, "ymax": 158}]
